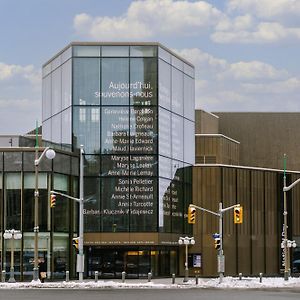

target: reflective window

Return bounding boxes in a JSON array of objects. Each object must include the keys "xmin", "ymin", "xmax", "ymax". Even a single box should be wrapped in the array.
[
  {"xmin": 101, "ymin": 177, "xmax": 129, "ymax": 232},
  {"xmin": 171, "ymin": 68, "xmax": 183, "ymax": 115},
  {"xmin": 51, "ymin": 55, "xmax": 61, "ymax": 71},
  {"xmin": 61, "ymin": 47, "xmax": 72, "ymax": 64},
  {"xmin": 158, "ymin": 47, "xmax": 171, "ymax": 64},
  {"xmin": 159, "ymin": 60, "xmax": 171, "ymax": 110},
  {"xmin": 184, "ymin": 75, "xmax": 195, "ymax": 121},
  {"xmin": 171, "ymin": 114, "xmax": 184, "ymax": 161},
  {"xmin": 42, "ymin": 75, "xmax": 51, "ymax": 121},
  {"xmin": 42, "ymin": 119, "xmax": 51, "ymax": 143},
  {"xmin": 53, "ymin": 153, "xmax": 71, "ymax": 174},
  {"xmin": 73, "ymin": 58, "xmax": 100, "ymax": 105},
  {"xmin": 130, "ymin": 58, "xmax": 157, "ymax": 106},
  {"xmin": 130, "ymin": 107, "xmax": 157, "ymax": 154},
  {"xmin": 73, "ymin": 107, "xmax": 100, "ymax": 154},
  {"xmin": 51, "ymin": 113, "xmax": 62, "ymax": 145},
  {"xmin": 84, "ymin": 177, "xmax": 101, "ymax": 232},
  {"xmin": 184, "ymin": 63, "xmax": 194, "ymax": 78},
  {"xmin": 101, "ymin": 58, "xmax": 129, "ymax": 105},
  {"xmin": 102, "ymin": 46, "xmax": 129, "ymax": 57},
  {"xmin": 130, "ymin": 46, "xmax": 157, "ymax": 57},
  {"xmin": 61, "ymin": 60, "xmax": 72, "ymax": 109},
  {"xmin": 159, "ymin": 108, "xmax": 171, "ymax": 157},
  {"xmin": 171, "ymin": 56, "xmax": 184, "ymax": 71},
  {"xmin": 53, "ymin": 174, "xmax": 69, "ymax": 232},
  {"xmin": 5, "ymin": 173, "xmax": 21, "ymax": 229},
  {"xmin": 4, "ymin": 152, "xmax": 22, "ymax": 171},
  {"xmin": 130, "ymin": 177, "xmax": 157, "ymax": 232},
  {"xmin": 84, "ymin": 155, "xmax": 100, "ymax": 176},
  {"xmin": 159, "ymin": 156, "xmax": 171, "ymax": 179},
  {"xmin": 101, "ymin": 107, "xmax": 129, "ymax": 154},
  {"xmin": 129, "ymin": 155, "xmax": 157, "ymax": 177},
  {"xmin": 184, "ymin": 119, "xmax": 195, "ymax": 164},
  {"xmin": 61, "ymin": 108, "xmax": 72, "ymax": 148},
  {"xmin": 51, "ymin": 67, "xmax": 62, "ymax": 115},
  {"xmin": 73, "ymin": 46, "xmax": 100, "ymax": 57},
  {"xmin": 101, "ymin": 155, "xmax": 129, "ymax": 177},
  {"xmin": 158, "ymin": 178, "xmax": 171, "ymax": 232},
  {"xmin": 52, "ymin": 233, "xmax": 68, "ymax": 279},
  {"xmin": 171, "ymin": 180, "xmax": 183, "ymax": 233}
]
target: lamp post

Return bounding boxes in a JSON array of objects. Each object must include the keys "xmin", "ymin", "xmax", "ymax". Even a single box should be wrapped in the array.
[
  {"xmin": 3, "ymin": 229, "xmax": 22, "ymax": 283},
  {"xmin": 178, "ymin": 236, "xmax": 195, "ymax": 282},
  {"xmin": 33, "ymin": 146, "xmax": 56, "ymax": 281}
]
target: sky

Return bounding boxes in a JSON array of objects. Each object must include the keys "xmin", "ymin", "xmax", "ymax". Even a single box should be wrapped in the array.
[{"xmin": 0, "ymin": 0, "xmax": 300, "ymax": 134}]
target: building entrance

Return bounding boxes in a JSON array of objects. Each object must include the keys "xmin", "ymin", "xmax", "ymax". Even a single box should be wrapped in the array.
[{"xmin": 86, "ymin": 246, "xmax": 178, "ymax": 278}]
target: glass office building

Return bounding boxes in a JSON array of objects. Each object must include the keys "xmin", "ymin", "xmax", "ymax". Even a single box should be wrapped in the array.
[
  {"xmin": 0, "ymin": 146, "xmax": 78, "ymax": 281},
  {"xmin": 42, "ymin": 42, "xmax": 195, "ymax": 278}
]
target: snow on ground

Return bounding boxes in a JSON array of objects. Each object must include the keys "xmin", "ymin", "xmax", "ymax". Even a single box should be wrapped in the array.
[{"xmin": 0, "ymin": 276, "xmax": 300, "ymax": 289}]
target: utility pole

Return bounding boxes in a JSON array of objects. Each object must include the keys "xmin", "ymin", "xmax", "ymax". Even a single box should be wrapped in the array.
[{"xmin": 190, "ymin": 202, "xmax": 241, "ymax": 283}]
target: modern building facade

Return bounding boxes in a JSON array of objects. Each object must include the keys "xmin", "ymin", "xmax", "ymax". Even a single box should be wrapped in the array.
[
  {"xmin": 0, "ymin": 137, "xmax": 79, "ymax": 281},
  {"xmin": 42, "ymin": 42, "xmax": 195, "ymax": 278}
]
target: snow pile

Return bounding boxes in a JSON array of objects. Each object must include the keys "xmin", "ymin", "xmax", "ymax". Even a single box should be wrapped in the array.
[{"xmin": 1, "ymin": 276, "xmax": 300, "ymax": 289}]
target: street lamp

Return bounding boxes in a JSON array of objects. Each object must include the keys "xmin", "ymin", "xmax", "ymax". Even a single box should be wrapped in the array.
[
  {"xmin": 33, "ymin": 146, "xmax": 56, "ymax": 281},
  {"xmin": 3, "ymin": 229, "xmax": 22, "ymax": 283},
  {"xmin": 178, "ymin": 236, "xmax": 195, "ymax": 282}
]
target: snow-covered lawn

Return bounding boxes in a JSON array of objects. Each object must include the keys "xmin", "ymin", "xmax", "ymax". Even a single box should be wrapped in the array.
[{"xmin": 1, "ymin": 276, "xmax": 300, "ymax": 289}]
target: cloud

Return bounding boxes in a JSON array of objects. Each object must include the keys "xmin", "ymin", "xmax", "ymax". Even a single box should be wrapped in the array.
[
  {"xmin": 175, "ymin": 48, "xmax": 300, "ymax": 111},
  {"xmin": 212, "ymin": 21, "xmax": 300, "ymax": 43},
  {"xmin": 227, "ymin": 0, "xmax": 300, "ymax": 19},
  {"xmin": 73, "ymin": 0, "xmax": 225, "ymax": 40}
]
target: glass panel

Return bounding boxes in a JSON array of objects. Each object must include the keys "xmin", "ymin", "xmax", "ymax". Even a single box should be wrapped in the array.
[
  {"xmin": 101, "ymin": 107, "xmax": 129, "ymax": 154},
  {"xmin": 51, "ymin": 67, "xmax": 62, "ymax": 115},
  {"xmin": 172, "ymin": 56, "xmax": 184, "ymax": 71},
  {"xmin": 158, "ymin": 47, "xmax": 171, "ymax": 64},
  {"xmin": 53, "ymin": 175, "xmax": 69, "ymax": 232},
  {"xmin": 73, "ymin": 46, "xmax": 101, "ymax": 57},
  {"xmin": 130, "ymin": 177, "xmax": 157, "ymax": 232},
  {"xmin": 84, "ymin": 177, "xmax": 100, "ymax": 232},
  {"xmin": 101, "ymin": 155, "xmax": 129, "ymax": 177},
  {"xmin": 5, "ymin": 173, "xmax": 21, "ymax": 229},
  {"xmin": 51, "ymin": 55, "xmax": 61, "ymax": 70},
  {"xmin": 159, "ymin": 108, "xmax": 171, "ymax": 157},
  {"xmin": 71, "ymin": 156, "xmax": 79, "ymax": 176},
  {"xmin": 73, "ymin": 58, "xmax": 100, "ymax": 105},
  {"xmin": 42, "ymin": 119, "xmax": 51, "ymax": 143},
  {"xmin": 53, "ymin": 153, "xmax": 71, "ymax": 174},
  {"xmin": 184, "ymin": 119, "xmax": 195, "ymax": 164},
  {"xmin": 61, "ymin": 46, "xmax": 72, "ymax": 64},
  {"xmin": 102, "ymin": 46, "xmax": 129, "ymax": 57},
  {"xmin": 61, "ymin": 60, "xmax": 72, "ymax": 109},
  {"xmin": 51, "ymin": 113, "xmax": 62, "ymax": 145},
  {"xmin": 130, "ymin": 46, "xmax": 157, "ymax": 57},
  {"xmin": 130, "ymin": 107, "xmax": 157, "ymax": 154},
  {"xmin": 172, "ymin": 114, "xmax": 184, "ymax": 161},
  {"xmin": 84, "ymin": 155, "xmax": 100, "ymax": 176},
  {"xmin": 61, "ymin": 108, "xmax": 72, "ymax": 148},
  {"xmin": 159, "ymin": 60, "xmax": 171, "ymax": 110},
  {"xmin": 171, "ymin": 68, "xmax": 184, "ymax": 115},
  {"xmin": 0, "ymin": 152, "xmax": 3, "ymax": 170},
  {"xmin": 4, "ymin": 152, "xmax": 22, "ymax": 171},
  {"xmin": 42, "ymin": 75, "xmax": 52, "ymax": 121},
  {"xmin": 172, "ymin": 160, "xmax": 184, "ymax": 181},
  {"xmin": 42, "ymin": 63, "xmax": 51, "ymax": 78},
  {"xmin": 101, "ymin": 58, "xmax": 129, "ymax": 106},
  {"xmin": 184, "ymin": 75, "xmax": 195, "ymax": 121},
  {"xmin": 158, "ymin": 178, "xmax": 171, "ymax": 232},
  {"xmin": 24, "ymin": 173, "xmax": 47, "ymax": 189},
  {"xmin": 129, "ymin": 155, "xmax": 157, "ymax": 177},
  {"xmin": 159, "ymin": 156, "xmax": 171, "ymax": 179},
  {"xmin": 73, "ymin": 107, "xmax": 100, "ymax": 154},
  {"xmin": 130, "ymin": 58, "xmax": 157, "ymax": 106},
  {"xmin": 184, "ymin": 63, "xmax": 194, "ymax": 78},
  {"xmin": 53, "ymin": 233, "xmax": 68, "ymax": 279},
  {"xmin": 23, "ymin": 151, "xmax": 52, "ymax": 172},
  {"xmin": 171, "ymin": 180, "xmax": 183, "ymax": 233},
  {"xmin": 101, "ymin": 177, "xmax": 129, "ymax": 232}
]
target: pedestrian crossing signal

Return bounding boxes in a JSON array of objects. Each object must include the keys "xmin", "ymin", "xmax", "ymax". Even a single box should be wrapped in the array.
[
  {"xmin": 50, "ymin": 194, "xmax": 56, "ymax": 208},
  {"xmin": 234, "ymin": 206, "xmax": 243, "ymax": 224},
  {"xmin": 188, "ymin": 206, "xmax": 196, "ymax": 224}
]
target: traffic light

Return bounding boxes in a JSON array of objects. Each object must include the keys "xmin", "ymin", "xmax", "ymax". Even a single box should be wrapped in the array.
[
  {"xmin": 50, "ymin": 194, "xmax": 56, "ymax": 208},
  {"xmin": 234, "ymin": 206, "xmax": 243, "ymax": 224},
  {"xmin": 214, "ymin": 237, "xmax": 221, "ymax": 250},
  {"xmin": 72, "ymin": 237, "xmax": 79, "ymax": 253},
  {"xmin": 188, "ymin": 206, "xmax": 196, "ymax": 224}
]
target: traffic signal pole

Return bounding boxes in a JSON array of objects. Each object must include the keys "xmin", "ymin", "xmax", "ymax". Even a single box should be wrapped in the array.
[{"xmin": 190, "ymin": 202, "xmax": 240, "ymax": 283}]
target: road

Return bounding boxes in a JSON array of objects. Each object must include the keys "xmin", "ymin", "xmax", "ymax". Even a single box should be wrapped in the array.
[{"xmin": 0, "ymin": 288, "xmax": 300, "ymax": 300}]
